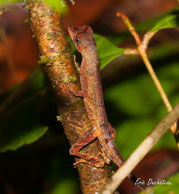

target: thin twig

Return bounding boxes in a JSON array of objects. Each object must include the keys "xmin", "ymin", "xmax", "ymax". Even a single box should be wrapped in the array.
[
  {"xmin": 116, "ymin": 12, "xmax": 141, "ymax": 45},
  {"xmin": 117, "ymin": 12, "xmax": 177, "ymax": 135},
  {"xmin": 101, "ymin": 103, "xmax": 179, "ymax": 194},
  {"xmin": 138, "ymin": 49, "xmax": 174, "ymax": 113},
  {"xmin": 138, "ymin": 34, "xmax": 177, "ymax": 134},
  {"xmin": 124, "ymin": 48, "xmax": 138, "ymax": 55},
  {"xmin": 141, "ymin": 31, "xmax": 157, "ymax": 52}
]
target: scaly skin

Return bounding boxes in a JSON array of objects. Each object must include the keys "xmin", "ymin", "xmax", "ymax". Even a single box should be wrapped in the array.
[{"xmin": 68, "ymin": 25, "xmax": 124, "ymax": 168}]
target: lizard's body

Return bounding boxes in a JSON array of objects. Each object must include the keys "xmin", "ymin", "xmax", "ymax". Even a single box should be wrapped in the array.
[
  {"xmin": 67, "ymin": 25, "xmax": 144, "ymax": 190},
  {"xmin": 68, "ymin": 25, "xmax": 123, "ymax": 168}
]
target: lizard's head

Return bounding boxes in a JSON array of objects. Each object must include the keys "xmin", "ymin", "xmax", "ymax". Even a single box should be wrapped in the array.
[{"xmin": 68, "ymin": 25, "xmax": 95, "ymax": 52}]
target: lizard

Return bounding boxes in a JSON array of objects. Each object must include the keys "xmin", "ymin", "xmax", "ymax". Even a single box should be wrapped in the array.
[{"xmin": 67, "ymin": 25, "xmax": 140, "ymax": 185}]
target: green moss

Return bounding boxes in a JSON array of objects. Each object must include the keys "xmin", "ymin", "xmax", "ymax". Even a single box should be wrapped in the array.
[
  {"xmin": 38, "ymin": 55, "xmax": 56, "ymax": 66},
  {"xmin": 56, "ymin": 31, "xmax": 63, "ymax": 36},
  {"xmin": 56, "ymin": 115, "xmax": 62, "ymax": 122},
  {"xmin": 63, "ymin": 77, "xmax": 69, "ymax": 83},
  {"xmin": 46, "ymin": 33, "xmax": 53, "ymax": 40},
  {"xmin": 24, "ymin": 17, "xmax": 29, "ymax": 23},
  {"xmin": 69, "ymin": 76, "xmax": 77, "ymax": 83}
]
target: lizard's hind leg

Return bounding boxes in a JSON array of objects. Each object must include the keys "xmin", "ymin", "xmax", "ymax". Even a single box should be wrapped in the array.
[{"xmin": 70, "ymin": 128, "xmax": 105, "ymax": 168}]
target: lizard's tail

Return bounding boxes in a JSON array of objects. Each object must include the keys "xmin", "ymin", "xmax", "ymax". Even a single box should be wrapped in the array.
[{"xmin": 102, "ymin": 139, "xmax": 145, "ymax": 191}]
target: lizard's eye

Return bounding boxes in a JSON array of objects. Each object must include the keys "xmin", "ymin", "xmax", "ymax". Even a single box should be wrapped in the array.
[{"xmin": 74, "ymin": 38, "xmax": 79, "ymax": 43}]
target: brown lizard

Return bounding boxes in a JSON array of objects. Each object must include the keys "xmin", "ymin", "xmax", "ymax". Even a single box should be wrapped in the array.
[{"xmin": 67, "ymin": 25, "xmax": 140, "ymax": 186}]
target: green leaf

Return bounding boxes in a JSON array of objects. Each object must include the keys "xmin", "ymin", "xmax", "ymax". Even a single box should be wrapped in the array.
[
  {"xmin": 107, "ymin": 8, "xmax": 179, "ymax": 45},
  {"xmin": 94, "ymin": 34, "xmax": 125, "ymax": 69},
  {"xmin": 115, "ymin": 120, "xmax": 176, "ymax": 159},
  {"xmin": 153, "ymin": 173, "xmax": 179, "ymax": 194},
  {"xmin": 0, "ymin": 68, "xmax": 48, "ymax": 152},
  {"xmin": 105, "ymin": 74, "xmax": 160, "ymax": 116},
  {"xmin": 0, "ymin": 0, "xmax": 24, "ymax": 6},
  {"xmin": 0, "ymin": 0, "xmax": 68, "ymax": 14},
  {"xmin": 151, "ymin": 9, "xmax": 179, "ymax": 32},
  {"xmin": 105, "ymin": 63, "xmax": 179, "ymax": 116},
  {"xmin": 105, "ymin": 62, "xmax": 179, "ymax": 156},
  {"xmin": 52, "ymin": 179, "xmax": 78, "ymax": 194},
  {"xmin": 0, "ymin": 68, "xmax": 46, "ymax": 109},
  {"xmin": 115, "ymin": 119, "xmax": 156, "ymax": 158},
  {"xmin": 44, "ymin": 0, "xmax": 68, "ymax": 14}
]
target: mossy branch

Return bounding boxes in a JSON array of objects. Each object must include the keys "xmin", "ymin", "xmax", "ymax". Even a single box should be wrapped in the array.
[{"xmin": 27, "ymin": 1, "xmax": 110, "ymax": 194}]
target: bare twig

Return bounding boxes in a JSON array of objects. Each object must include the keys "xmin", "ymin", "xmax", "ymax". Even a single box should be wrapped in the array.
[
  {"xmin": 138, "ymin": 50, "xmax": 173, "ymax": 113},
  {"xmin": 116, "ymin": 12, "xmax": 141, "ymax": 45},
  {"xmin": 101, "ymin": 103, "xmax": 179, "ymax": 194},
  {"xmin": 116, "ymin": 12, "xmax": 177, "ymax": 136},
  {"xmin": 142, "ymin": 31, "xmax": 157, "ymax": 52},
  {"xmin": 124, "ymin": 48, "xmax": 138, "ymax": 55}
]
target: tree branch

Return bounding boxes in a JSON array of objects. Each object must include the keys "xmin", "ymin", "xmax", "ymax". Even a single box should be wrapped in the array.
[{"xmin": 27, "ymin": 1, "xmax": 110, "ymax": 193}]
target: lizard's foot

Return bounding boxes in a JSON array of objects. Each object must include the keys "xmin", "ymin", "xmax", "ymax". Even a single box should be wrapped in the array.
[{"xmin": 73, "ymin": 157, "xmax": 105, "ymax": 168}]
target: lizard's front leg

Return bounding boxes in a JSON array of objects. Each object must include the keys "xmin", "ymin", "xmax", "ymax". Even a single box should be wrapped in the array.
[{"xmin": 62, "ymin": 60, "xmax": 87, "ymax": 97}]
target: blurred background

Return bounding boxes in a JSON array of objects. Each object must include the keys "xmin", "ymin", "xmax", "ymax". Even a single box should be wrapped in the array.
[{"xmin": 0, "ymin": 0, "xmax": 179, "ymax": 194}]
